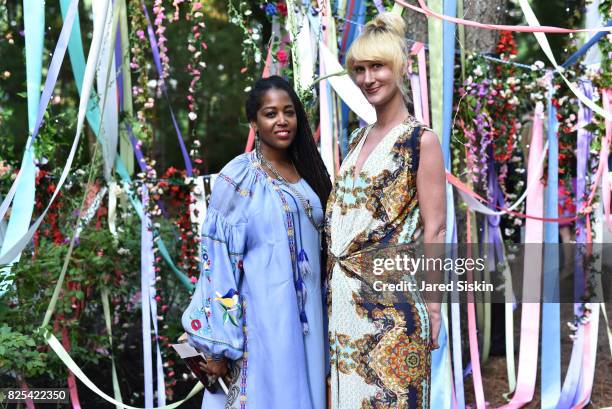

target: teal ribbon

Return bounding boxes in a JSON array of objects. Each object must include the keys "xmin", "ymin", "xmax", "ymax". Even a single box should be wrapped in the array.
[
  {"xmin": 0, "ymin": 1, "xmax": 44, "ymax": 296},
  {"xmin": 541, "ymin": 81, "xmax": 561, "ymax": 408}
]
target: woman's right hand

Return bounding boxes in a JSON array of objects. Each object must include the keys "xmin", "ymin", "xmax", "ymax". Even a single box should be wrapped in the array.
[{"xmin": 199, "ymin": 358, "xmax": 229, "ymax": 377}]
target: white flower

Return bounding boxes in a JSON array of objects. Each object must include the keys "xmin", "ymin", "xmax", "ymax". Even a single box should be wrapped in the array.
[
  {"xmin": 474, "ymin": 66, "xmax": 483, "ymax": 77},
  {"xmin": 188, "ymin": 112, "xmax": 198, "ymax": 121},
  {"xmin": 147, "ymin": 79, "xmax": 158, "ymax": 88}
]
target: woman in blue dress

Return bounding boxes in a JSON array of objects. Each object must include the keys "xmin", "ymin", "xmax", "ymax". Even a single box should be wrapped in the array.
[{"xmin": 181, "ymin": 76, "xmax": 331, "ymax": 409}]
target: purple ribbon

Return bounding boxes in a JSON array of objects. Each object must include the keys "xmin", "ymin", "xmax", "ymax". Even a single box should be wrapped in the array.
[
  {"xmin": 141, "ymin": 1, "xmax": 194, "ymax": 177},
  {"xmin": 114, "ymin": 26, "xmax": 124, "ymax": 112},
  {"xmin": 556, "ymin": 79, "xmax": 593, "ymax": 408},
  {"xmin": 373, "ymin": 0, "xmax": 386, "ymax": 13}
]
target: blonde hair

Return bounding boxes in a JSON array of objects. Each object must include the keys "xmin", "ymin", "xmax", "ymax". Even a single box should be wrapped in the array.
[{"xmin": 346, "ymin": 12, "xmax": 408, "ymax": 96}]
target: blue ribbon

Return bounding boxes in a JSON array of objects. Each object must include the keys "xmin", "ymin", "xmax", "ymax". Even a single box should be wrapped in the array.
[
  {"xmin": 541, "ymin": 81, "xmax": 561, "ymax": 409},
  {"xmin": 434, "ymin": 2, "xmax": 460, "ymax": 409},
  {"xmin": 561, "ymin": 20, "xmax": 612, "ymax": 68}
]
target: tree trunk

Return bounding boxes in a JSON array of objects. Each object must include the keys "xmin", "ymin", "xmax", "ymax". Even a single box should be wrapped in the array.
[{"xmin": 402, "ymin": 0, "xmax": 508, "ymax": 54}]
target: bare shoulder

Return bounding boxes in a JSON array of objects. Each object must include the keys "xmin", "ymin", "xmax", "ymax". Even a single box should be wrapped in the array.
[{"xmin": 419, "ymin": 129, "xmax": 441, "ymax": 151}]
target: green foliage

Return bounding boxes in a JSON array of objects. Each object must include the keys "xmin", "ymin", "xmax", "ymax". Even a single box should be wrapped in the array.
[{"xmin": 0, "ymin": 324, "xmax": 47, "ymax": 379}]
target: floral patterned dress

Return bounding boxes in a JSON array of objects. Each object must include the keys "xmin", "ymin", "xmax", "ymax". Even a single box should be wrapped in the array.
[{"xmin": 326, "ymin": 116, "xmax": 432, "ymax": 409}]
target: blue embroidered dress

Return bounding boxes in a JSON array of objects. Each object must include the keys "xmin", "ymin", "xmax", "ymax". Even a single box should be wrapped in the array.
[{"xmin": 182, "ymin": 152, "xmax": 326, "ymax": 409}]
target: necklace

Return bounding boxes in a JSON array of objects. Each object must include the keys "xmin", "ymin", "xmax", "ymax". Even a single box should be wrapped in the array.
[{"xmin": 255, "ymin": 147, "xmax": 323, "ymax": 232}]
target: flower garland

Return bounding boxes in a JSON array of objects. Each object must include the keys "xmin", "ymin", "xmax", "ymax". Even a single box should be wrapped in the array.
[
  {"xmin": 153, "ymin": 0, "xmax": 170, "ymax": 83},
  {"xmin": 135, "ymin": 159, "xmax": 178, "ymax": 399},
  {"xmin": 133, "ymin": 156, "xmax": 202, "ymax": 398},
  {"xmin": 262, "ymin": 1, "xmax": 290, "ymax": 72},
  {"xmin": 185, "ymin": 1, "xmax": 207, "ymax": 128},
  {"xmin": 227, "ymin": 0, "xmax": 264, "ymax": 85},
  {"xmin": 128, "ymin": 0, "xmax": 155, "ymax": 128}
]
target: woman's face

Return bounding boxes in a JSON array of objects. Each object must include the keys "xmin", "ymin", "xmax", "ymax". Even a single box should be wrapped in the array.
[
  {"xmin": 352, "ymin": 60, "xmax": 400, "ymax": 107},
  {"xmin": 251, "ymin": 88, "xmax": 297, "ymax": 151}
]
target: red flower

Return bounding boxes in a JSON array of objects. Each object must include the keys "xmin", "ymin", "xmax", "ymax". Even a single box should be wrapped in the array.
[
  {"xmin": 276, "ymin": 2, "xmax": 287, "ymax": 16},
  {"xmin": 191, "ymin": 319, "xmax": 202, "ymax": 330},
  {"xmin": 276, "ymin": 49, "xmax": 288, "ymax": 64}
]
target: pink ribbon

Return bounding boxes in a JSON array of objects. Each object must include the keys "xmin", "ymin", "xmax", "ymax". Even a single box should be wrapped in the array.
[
  {"xmin": 62, "ymin": 325, "xmax": 82, "ymax": 409},
  {"xmin": 497, "ymin": 103, "xmax": 545, "ymax": 409},
  {"xmin": 395, "ymin": 0, "xmax": 612, "ymax": 33},
  {"xmin": 447, "ymin": 172, "xmax": 579, "ymax": 223},
  {"xmin": 409, "ymin": 43, "xmax": 430, "ymax": 126},
  {"xmin": 19, "ymin": 379, "xmax": 36, "ymax": 409},
  {"xmin": 465, "ymin": 208, "xmax": 486, "ymax": 409}
]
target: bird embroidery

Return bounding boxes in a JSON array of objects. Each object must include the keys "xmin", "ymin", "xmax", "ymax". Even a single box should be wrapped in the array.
[{"xmin": 215, "ymin": 289, "xmax": 242, "ymax": 326}]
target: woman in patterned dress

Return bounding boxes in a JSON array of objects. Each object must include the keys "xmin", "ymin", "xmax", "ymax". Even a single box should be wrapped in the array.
[
  {"xmin": 326, "ymin": 12, "xmax": 446, "ymax": 409},
  {"xmin": 182, "ymin": 76, "xmax": 331, "ymax": 409}
]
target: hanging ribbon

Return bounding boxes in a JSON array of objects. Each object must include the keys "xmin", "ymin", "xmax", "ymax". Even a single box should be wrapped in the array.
[
  {"xmin": 117, "ymin": 0, "xmax": 134, "ymax": 175},
  {"xmin": 448, "ymin": 170, "xmax": 584, "ymax": 223},
  {"xmin": 425, "ymin": 0, "xmax": 459, "ymax": 407},
  {"xmin": 442, "ymin": 2, "xmax": 462, "ymax": 409},
  {"xmin": 499, "ymin": 102, "xmax": 545, "ymax": 409},
  {"xmin": 93, "ymin": 0, "xmax": 119, "ymax": 180},
  {"xmin": 102, "ymin": 288, "xmax": 124, "ymax": 409},
  {"xmin": 572, "ymin": 194, "xmax": 606, "ymax": 407},
  {"xmin": 408, "ymin": 43, "xmax": 429, "ymax": 125},
  {"xmin": 59, "ymin": 0, "xmax": 193, "ymax": 290},
  {"xmin": 46, "ymin": 331, "xmax": 203, "ymax": 409},
  {"xmin": 517, "ymin": 0, "xmax": 612, "ymax": 122},
  {"xmin": 0, "ymin": 0, "xmax": 45, "ymax": 295},
  {"xmin": 601, "ymin": 89, "xmax": 612, "ymax": 229},
  {"xmin": 141, "ymin": 1, "xmax": 193, "ymax": 176},
  {"xmin": 61, "ymin": 325, "xmax": 82, "ymax": 409},
  {"xmin": 318, "ymin": 42, "xmax": 376, "ymax": 124},
  {"xmin": 561, "ymin": 20, "xmax": 612, "ymax": 68},
  {"xmin": 389, "ymin": 0, "xmax": 612, "ymax": 121},
  {"xmin": 18, "ymin": 378, "xmax": 36, "ymax": 409},
  {"xmin": 318, "ymin": 3, "xmax": 337, "ymax": 180},
  {"xmin": 393, "ymin": 0, "xmax": 612, "ymax": 33},
  {"xmin": 141, "ymin": 190, "xmax": 156, "ymax": 408},
  {"xmin": 541, "ymin": 81, "xmax": 561, "ymax": 408},
  {"xmin": 405, "ymin": 30, "xmax": 453, "ymax": 409},
  {"xmin": 0, "ymin": 0, "xmax": 101, "ymax": 269},
  {"xmin": 556, "ymin": 80, "xmax": 593, "ymax": 409}
]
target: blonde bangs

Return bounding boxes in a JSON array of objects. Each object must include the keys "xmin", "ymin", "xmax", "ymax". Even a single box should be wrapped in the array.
[{"xmin": 346, "ymin": 31, "xmax": 405, "ymax": 79}]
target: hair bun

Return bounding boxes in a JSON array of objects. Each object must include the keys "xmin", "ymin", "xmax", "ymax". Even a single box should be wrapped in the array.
[{"xmin": 365, "ymin": 12, "xmax": 406, "ymax": 38}]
